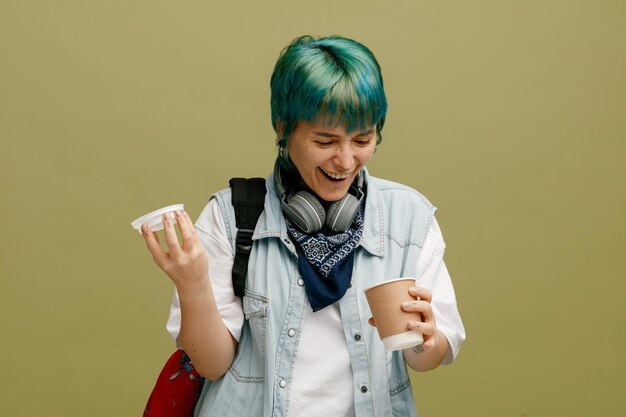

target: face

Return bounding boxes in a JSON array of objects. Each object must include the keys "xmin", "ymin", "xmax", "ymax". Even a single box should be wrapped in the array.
[{"xmin": 286, "ymin": 119, "xmax": 377, "ymax": 202}]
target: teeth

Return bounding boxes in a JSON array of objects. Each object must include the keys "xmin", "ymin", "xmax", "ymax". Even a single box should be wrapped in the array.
[{"xmin": 321, "ymin": 168, "xmax": 349, "ymax": 180}]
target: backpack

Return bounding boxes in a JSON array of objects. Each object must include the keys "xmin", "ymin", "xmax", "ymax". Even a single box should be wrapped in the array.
[{"xmin": 143, "ymin": 177, "xmax": 267, "ymax": 417}]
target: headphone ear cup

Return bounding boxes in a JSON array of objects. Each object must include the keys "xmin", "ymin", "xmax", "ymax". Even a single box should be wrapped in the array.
[
  {"xmin": 325, "ymin": 194, "xmax": 360, "ymax": 233},
  {"xmin": 282, "ymin": 190, "xmax": 326, "ymax": 233}
]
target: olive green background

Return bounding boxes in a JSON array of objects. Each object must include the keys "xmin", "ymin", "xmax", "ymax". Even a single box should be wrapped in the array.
[{"xmin": 1, "ymin": 1, "xmax": 625, "ymax": 416}]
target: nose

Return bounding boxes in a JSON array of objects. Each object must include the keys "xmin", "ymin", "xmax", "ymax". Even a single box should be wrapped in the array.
[{"xmin": 334, "ymin": 144, "xmax": 354, "ymax": 171}]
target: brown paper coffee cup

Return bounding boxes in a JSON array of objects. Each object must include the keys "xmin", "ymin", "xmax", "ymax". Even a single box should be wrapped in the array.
[{"xmin": 364, "ymin": 277, "xmax": 423, "ymax": 351}]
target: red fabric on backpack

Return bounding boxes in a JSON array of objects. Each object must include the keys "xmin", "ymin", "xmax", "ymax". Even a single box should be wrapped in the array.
[{"xmin": 143, "ymin": 349, "xmax": 205, "ymax": 417}]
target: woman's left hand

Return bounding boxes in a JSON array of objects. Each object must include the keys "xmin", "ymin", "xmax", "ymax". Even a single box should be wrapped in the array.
[
  {"xmin": 367, "ymin": 286, "xmax": 439, "ymax": 350},
  {"xmin": 401, "ymin": 286, "xmax": 440, "ymax": 352},
  {"xmin": 367, "ymin": 285, "xmax": 448, "ymax": 371}
]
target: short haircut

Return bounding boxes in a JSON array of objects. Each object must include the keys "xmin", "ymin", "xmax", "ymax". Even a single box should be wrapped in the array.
[{"xmin": 270, "ymin": 35, "xmax": 388, "ymax": 164}]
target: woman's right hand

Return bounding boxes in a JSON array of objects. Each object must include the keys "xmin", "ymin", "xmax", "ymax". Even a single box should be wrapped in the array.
[
  {"xmin": 141, "ymin": 210, "xmax": 209, "ymax": 292},
  {"xmin": 142, "ymin": 209, "xmax": 237, "ymax": 380}
]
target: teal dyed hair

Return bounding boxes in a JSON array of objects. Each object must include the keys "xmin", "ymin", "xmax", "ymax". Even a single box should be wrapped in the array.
[{"xmin": 270, "ymin": 35, "xmax": 387, "ymax": 166}]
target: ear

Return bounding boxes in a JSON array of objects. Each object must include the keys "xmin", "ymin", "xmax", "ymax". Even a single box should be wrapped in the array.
[{"xmin": 275, "ymin": 119, "xmax": 284, "ymax": 145}]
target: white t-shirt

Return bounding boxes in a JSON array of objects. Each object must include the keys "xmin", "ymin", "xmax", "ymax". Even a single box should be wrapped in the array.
[{"xmin": 167, "ymin": 199, "xmax": 465, "ymax": 417}]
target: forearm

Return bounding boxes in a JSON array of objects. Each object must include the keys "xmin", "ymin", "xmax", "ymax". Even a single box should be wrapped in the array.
[
  {"xmin": 403, "ymin": 329, "xmax": 449, "ymax": 372},
  {"xmin": 177, "ymin": 281, "xmax": 237, "ymax": 380}
]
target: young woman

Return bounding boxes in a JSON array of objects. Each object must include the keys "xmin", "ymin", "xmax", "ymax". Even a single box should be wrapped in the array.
[{"xmin": 142, "ymin": 35, "xmax": 465, "ymax": 417}]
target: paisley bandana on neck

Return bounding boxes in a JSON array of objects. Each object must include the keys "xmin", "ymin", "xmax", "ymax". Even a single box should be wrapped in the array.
[{"xmin": 286, "ymin": 204, "xmax": 364, "ymax": 312}]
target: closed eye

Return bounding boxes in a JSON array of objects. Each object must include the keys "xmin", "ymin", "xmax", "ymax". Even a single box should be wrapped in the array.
[{"xmin": 355, "ymin": 134, "xmax": 375, "ymax": 146}]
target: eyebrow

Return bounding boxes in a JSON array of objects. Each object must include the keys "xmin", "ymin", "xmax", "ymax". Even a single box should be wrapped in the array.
[{"xmin": 312, "ymin": 128, "xmax": 376, "ymax": 138}]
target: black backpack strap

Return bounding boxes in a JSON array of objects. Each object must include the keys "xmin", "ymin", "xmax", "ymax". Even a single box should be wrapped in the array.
[{"xmin": 229, "ymin": 177, "xmax": 267, "ymax": 299}]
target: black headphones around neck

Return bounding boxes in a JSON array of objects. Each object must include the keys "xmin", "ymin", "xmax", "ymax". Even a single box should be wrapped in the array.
[{"xmin": 274, "ymin": 158, "xmax": 365, "ymax": 234}]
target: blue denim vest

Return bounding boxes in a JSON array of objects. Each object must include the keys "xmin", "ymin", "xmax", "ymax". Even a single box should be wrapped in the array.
[{"xmin": 195, "ymin": 169, "xmax": 436, "ymax": 417}]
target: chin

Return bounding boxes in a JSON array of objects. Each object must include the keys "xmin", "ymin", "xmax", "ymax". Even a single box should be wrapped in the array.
[{"xmin": 316, "ymin": 189, "xmax": 350, "ymax": 203}]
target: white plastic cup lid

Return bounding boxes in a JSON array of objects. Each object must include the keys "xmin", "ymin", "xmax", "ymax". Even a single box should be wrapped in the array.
[{"xmin": 131, "ymin": 204, "xmax": 184, "ymax": 234}]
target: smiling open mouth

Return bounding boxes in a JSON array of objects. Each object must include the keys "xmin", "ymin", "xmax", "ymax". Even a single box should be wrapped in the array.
[{"xmin": 320, "ymin": 168, "xmax": 349, "ymax": 182}]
